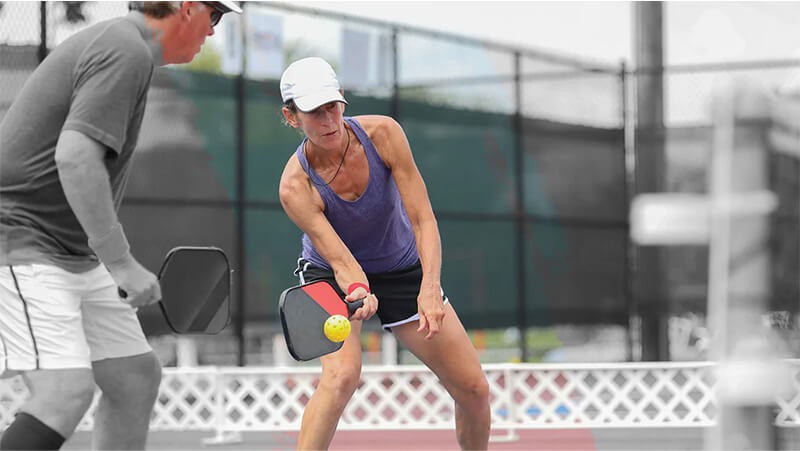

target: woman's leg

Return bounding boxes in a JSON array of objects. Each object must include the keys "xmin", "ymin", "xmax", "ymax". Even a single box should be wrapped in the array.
[
  {"xmin": 392, "ymin": 303, "xmax": 490, "ymax": 450},
  {"xmin": 297, "ymin": 320, "xmax": 364, "ymax": 450}
]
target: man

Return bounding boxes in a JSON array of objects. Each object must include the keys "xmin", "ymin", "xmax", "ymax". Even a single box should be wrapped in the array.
[{"xmin": 0, "ymin": 2, "xmax": 241, "ymax": 449}]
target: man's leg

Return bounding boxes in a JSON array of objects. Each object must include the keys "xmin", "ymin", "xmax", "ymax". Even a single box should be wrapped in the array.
[
  {"xmin": 91, "ymin": 352, "xmax": 161, "ymax": 450},
  {"xmin": 79, "ymin": 263, "xmax": 161, "ymax": 450},
  {"xmin": 297, "ymin": 320, "xmax": 364, "ymax": 451},
  {"xmin": 0, "ymin": 265, "xmax": 96, "ymax": 449},
  {"xmin": 393, "ymin": 303, "xmax": 491, "ymax": 450},
  {"xmin": 0, "ymin": 369, "xmax": 95, "ymax": 450}
]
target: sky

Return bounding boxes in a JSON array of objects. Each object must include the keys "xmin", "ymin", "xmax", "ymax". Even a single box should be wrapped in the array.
[
  {"xmin": 256, "ymin": 1, "xmax": 800, "ymax": 126},
  {"xmin": 298, "ymin": 1, "xmax": 632, "ymax": 65},
  {"xmin": 3, "ymin": 1, "xmax": 800, "ymax": 125},
  {"xmin": 291, "ymin": 1, "xmax": 800, "ymax": 65},
  {"xmin": 3, "ymin": 2, "xmax": 800, "ymax": 65},
  {"xmin": 227, "ymin": 1, "xmax": 800, "ymax": 126}
]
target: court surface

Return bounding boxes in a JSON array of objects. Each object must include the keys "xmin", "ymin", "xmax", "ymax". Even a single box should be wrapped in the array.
[{"xmin": 63, "ymin": 428, "xmax": 709, "ymax": 450}]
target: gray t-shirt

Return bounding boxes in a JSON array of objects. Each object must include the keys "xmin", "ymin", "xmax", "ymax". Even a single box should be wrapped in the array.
[{"xmin": 0, "ymin": 12, "xmax": 161, "ymax": 273}]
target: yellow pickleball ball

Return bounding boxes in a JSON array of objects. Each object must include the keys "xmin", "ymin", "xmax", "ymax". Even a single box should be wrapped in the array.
[{"xmin": 324, "ymin": 314, "xmax": 351, "ymax": 342}]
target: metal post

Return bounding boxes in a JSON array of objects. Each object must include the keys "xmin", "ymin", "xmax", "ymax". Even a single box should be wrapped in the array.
[
  {"xmin": 38, "ymin": 1, "xmax": 47, "ymax": 63},
  {"xmin": 234, "ymin": 4, "xmax": 247, "ymax": 367},
  {"xmin": 390, "ymin": 27, "xmax": 399, "ymax": 120},
  {"xmin": 620, "ymin": 61, "xmax": 635, "ymax": 361},
  {"xmin": 512, "ymin": 51, "xmax": 528, "ymax": 362},
  {"xmin": 391, "ymin": 27, "xmax": 401, "ymax": 365},
  {"xmin": 705, "ymin": 83, "xmax": 784, "ymax": 451},
  {"xmin": 633, "ymin": 2, "xmax": 669, "ymax": 361}
]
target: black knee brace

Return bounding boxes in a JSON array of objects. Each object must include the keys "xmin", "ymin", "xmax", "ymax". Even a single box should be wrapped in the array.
[{"xmin": 0, "ymin": 412, "xmax": 66, "ymax": 450}]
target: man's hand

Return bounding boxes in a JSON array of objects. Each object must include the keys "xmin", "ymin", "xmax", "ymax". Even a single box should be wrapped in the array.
[{"xmin": 106, "ymin": 254, "xmax": 161, "ymax": 308}]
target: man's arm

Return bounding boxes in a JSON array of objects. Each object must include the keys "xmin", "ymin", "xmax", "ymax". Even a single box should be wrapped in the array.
[{"xmin": 54, "ymin": 130, "xmax": 160, "ymax": 307}]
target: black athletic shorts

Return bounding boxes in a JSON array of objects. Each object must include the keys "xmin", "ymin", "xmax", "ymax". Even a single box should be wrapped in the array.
[{"xmin": 293, "ymin": 258, "xmax": 449, "ymax": 330}]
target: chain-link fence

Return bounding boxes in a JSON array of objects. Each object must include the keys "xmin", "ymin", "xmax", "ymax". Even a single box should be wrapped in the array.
[{"xmin": 3, "ymin": 2, "xmax": 799, "ymax": 363}]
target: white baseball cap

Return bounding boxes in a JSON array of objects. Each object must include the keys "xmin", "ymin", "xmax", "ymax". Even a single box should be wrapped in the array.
[
  {"xmin": 280, "ymin": 57, "xmax": 347, "ymax": 112},
  {"xmin": 214, "ymin": 1, "xmax": 242, "ymax": 14},
  {"xmin": 127, "ymin": 1, "xmax": 242, "ymax": 15}
]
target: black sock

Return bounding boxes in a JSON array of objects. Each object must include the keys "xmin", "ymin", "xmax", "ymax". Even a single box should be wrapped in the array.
[{"xmin": 0, "ymin": 412, "xmax": 66, "ymax": 450}]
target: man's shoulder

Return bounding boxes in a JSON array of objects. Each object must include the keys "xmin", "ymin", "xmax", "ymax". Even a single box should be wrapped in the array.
[
  {"xmin": 62, "ymin": 15, "xmax": 150, "ymax": 66},
  {"xmin": 89, "ymin": 17, "xmax": 150, "ymax": 59}
]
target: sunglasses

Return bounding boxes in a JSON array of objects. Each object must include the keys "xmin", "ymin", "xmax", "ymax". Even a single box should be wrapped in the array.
[{"xmin": 202, "ymin": 2, "xmax": 225, "ymax": 27}]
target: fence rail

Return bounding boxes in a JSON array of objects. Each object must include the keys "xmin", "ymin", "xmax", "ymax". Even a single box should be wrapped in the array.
[{"xmin": 2, "ymin": 361, "xmax": 800, "ymax": 437}]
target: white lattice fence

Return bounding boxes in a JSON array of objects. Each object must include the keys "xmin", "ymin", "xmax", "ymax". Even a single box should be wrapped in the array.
[
  {"xmin": 500, "ymin": 364, "xmax": 717, "ymax": 428},
  {"xmin": 68, "ymin": 368, "xmax": 222, "ymax": 431},
  {"xmin": 2, "ymin": 361, "xmax": 800, "ymax": 433},
  {"xmin": 0, "ymin": 376, "xmax": 26, "ymax": 426}
]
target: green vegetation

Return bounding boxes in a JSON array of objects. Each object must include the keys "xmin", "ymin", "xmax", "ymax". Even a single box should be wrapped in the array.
[
  {"xmin": 182, "ymin": 43, "xmax": 223, "ymax": 74},
  {"xmin": 468, "ymin": 328, "xmax": 564, "ymax": 362}
]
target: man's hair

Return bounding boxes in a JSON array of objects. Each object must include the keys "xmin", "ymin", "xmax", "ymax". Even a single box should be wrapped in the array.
[
  {"xmin": 144, "ymin": 2, "xmax": 183, "ymax": 18},
  {"xmin": 128, "ymin": 2, "xmax": 182, "ymax": 18}
]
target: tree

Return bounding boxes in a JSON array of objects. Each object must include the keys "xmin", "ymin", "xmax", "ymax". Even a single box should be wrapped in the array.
[
  {"xmin": 63, "ymin": 2, "xmax": 86, "ymax": 24},
  {"xmin": 283, "ymin": 38, "xmax": 336, "ymax": 73},
  {"xmin": 182, "ymin": 43, "xmax": 223, "ymax": 73}
]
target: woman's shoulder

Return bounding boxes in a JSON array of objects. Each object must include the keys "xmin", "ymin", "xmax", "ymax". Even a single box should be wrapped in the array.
[
  {"xmin": 280, "ymin": 151, "xmax": 303, "ymax": 182},
  {"xmin": 351, "ymin": 115, "xmax": 402, "ymax": 143},
  {"xmin": 278, "ymin": 153, "xmax": 308, "ymax": 197}
]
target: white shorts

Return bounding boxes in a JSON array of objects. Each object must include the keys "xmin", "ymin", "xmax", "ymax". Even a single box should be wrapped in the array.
[{"xmin": 0, "ymin": 263, "xmax": 152, "ymax": 374}]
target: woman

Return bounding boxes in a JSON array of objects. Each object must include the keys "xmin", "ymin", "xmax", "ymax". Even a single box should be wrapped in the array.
[{"xmin": 278, "ymin": 57, "xmax": 490, "ymax": 450}]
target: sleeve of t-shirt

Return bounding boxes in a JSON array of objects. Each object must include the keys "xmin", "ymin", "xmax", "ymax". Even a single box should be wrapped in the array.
[{"xmin": 63, "ymin": 34, "xmax": 152, "ymax": 156}]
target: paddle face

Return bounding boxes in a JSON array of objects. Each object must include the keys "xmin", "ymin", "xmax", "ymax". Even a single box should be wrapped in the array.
[
  {"xmin": 279, "ymin": 280, "xmax": 363, "ymax": 361},
  {"xmin": 156, "ymin": 247, "xmax": 231, "ymax": 334}
]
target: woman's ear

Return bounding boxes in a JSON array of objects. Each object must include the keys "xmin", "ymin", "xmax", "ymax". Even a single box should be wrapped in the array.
[{"xmin": 282, "ymin": 107, "xmax": 299, "ymax": 128}]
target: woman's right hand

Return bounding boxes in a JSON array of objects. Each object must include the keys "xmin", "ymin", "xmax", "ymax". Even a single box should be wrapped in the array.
[{"xmin": 346, "ymin": 286, "xmax": 377, "ymax": 321}]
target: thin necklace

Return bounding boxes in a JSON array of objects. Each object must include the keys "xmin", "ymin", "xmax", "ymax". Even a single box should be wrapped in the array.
[{"xmin": 307, "ymin": 126, "xmax": 351, "ymax": 186}]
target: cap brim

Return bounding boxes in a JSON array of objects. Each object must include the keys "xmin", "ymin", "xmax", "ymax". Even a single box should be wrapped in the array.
[
  {"xmin": 294, "ymin": 90, "xmax": 348, "ymax": 112},
  {"xmin": 217, "ymin": 1, "xmax": 242, "ymax": 14}
]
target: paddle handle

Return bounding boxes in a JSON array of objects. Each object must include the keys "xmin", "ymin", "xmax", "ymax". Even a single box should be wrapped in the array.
[{"xmin": 346, "ymin": 298, "xmax": 364, "ymax": 317}]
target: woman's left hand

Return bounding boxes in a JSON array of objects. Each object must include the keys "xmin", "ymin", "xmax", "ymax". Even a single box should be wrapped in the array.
[{"xmin": 417, "ymin": 287, "xmax": 445, "ymax": 340}]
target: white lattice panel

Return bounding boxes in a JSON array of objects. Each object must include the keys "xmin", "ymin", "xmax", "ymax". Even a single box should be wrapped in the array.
[
  {"xmin": 501, "ymin": 364, "xmax": 717, "ymax": 428},
  {"xmin": 2, "ymin": 361, "xmax": 800, "ymax": 433},
  {"xmin": 341, "ymin": 368, "xmax": 454, "ymax": 429},
  {"xmin": 217, "ymin": 369, "xmax": 315, "ymax": 430},
  {"xmin": 776, "ymin": 360, "xmax": 800, "ymax": 426},
  {"xmin": 152, "ymin": 370, "xmax": 219, "ymax": 430},
  {"xmin": 0, "ymin": 376, "xmax": 26, "ymax": 427}
]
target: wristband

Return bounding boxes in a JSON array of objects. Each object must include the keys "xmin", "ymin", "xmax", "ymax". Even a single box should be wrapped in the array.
[
  {"xmin": 347, "ymin": 282, "xmax": 370, "ymax": 295},
  {"xmin": 88, "ymin": 223, "xmax": 130, "ymax": 264}
]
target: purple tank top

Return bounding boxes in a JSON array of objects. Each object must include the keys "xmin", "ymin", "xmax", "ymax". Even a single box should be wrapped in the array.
[{"xmin": 296, "ymin": 117, "xmax": 419, "ymax": 273}]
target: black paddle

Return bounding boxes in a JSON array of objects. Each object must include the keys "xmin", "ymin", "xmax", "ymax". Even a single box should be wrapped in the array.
[{"xmin": 120, "ymin": 246, "xmax": 231, "ymax": 334}]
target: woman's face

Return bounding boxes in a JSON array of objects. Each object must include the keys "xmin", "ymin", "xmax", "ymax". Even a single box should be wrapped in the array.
[{"xmin": 291, "ymin": 102, "xmax": 347, "ymax": 150}]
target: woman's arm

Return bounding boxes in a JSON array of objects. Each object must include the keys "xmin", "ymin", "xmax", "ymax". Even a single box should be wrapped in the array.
[
  {"xmin": 375, "ymin": 117, "xmax": 444, "ymax": 339},
  {"xmin": 278, "ymin": 155, "xmax": 377, "ymax": 319}
]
